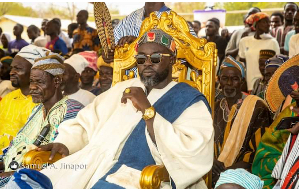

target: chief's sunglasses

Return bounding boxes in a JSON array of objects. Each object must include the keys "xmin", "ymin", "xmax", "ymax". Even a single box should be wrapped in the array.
[{"xmin": 134, "ymin": 53, "xmax": 172, "ymax": 65}]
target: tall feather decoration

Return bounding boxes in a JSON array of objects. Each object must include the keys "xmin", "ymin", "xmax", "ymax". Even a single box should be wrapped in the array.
[{"xmin": 94, "ymin": 2, "xmax": 115, "ymax": 57}]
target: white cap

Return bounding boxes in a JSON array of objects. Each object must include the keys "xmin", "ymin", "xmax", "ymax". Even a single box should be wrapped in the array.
[{"xmin": 64, "ymin": 54, "xmax": 89, "ymax": 74}]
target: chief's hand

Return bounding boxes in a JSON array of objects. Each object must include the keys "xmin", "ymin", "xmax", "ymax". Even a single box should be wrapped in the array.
[
  {"xmin": 36, "ymin": 143, "xmax": 69, "ymax": 161},
  {"xmin": 121, "ymin": 87, "xmax": 151, "ymax": 114},
  {"xmin": 117, "ymin": 36, "xmax": 137, "ymax": 47},
  {"xmin": 102, "ymin": 47, "xmax": 115, "ymax": 64}
]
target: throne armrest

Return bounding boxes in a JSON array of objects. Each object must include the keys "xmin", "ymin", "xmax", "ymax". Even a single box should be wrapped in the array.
[
  {"xmin": 139, "ymin": 165, "xmax": 169, "ymax": 189},
  {"xmin": 22, "ymin": 150, "xmax": 62, "ymax": 170},
  {"xmin": 139, "ymin": 165, "xmax": 212, "ymax": 189}
]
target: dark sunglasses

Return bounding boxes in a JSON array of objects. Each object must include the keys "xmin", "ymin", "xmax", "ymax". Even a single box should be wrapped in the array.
[{"xmin": 134, "ymin": 53, "xmax": 173, "ymax": 65}]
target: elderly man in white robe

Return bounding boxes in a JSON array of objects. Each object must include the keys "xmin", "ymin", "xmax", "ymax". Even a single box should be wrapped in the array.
[{"xmin": 8, "ymin": 29, "xmax": 214, "ymax": 189}]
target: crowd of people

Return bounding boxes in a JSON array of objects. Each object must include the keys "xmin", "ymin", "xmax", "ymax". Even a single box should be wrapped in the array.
[{"xmin": 0, "ymin": 2, "xmax": 298, "ymax": 189}]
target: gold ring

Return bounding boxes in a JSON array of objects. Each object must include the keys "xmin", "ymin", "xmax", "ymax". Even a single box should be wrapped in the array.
[{"xmin": 125, "ymin": 88, "xmax": 131, "ymax": 94}]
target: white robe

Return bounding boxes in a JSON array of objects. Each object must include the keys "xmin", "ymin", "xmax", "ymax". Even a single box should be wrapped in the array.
[{"xmin": 41, "ymin": 78, "xmax": 214, "ymax": 189}]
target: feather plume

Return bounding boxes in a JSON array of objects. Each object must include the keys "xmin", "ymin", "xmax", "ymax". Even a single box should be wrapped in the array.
[{"xmin": 94, "ymin": 2, "xmax": 115, "ymax": 57}]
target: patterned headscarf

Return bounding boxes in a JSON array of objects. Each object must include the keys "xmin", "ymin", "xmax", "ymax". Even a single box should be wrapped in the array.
[
  {"xmin": 215, "ymin": 169, "xmax": 264, "ymax": 189},
  {"xmin": 219, "ymin": 55, "xmax": 246, "ymax": 78},
  {"xmin": 0, "ymin": 56, "xmax": 13, "ymax": 65},
  {"xmin": 78, "ymin": 51, "xmax": 98, "ymax": 72},
  {"xmin": 246, "ymin": 12, "xmax": 269, "ymax": 29},
  {"xmin": 17, "ymin": 45, "xmax": 50, "ymax": 65},
  {"xmin": 136, "ymin": 28, "xmax": 177, "ymax": 56},
  {"xmin": 265, "ymin": 54, "xmax": 289, "ymax": 68},
  {"xmin": 32, "ymin": 51, "xmax": 65, "ymax": 77}
]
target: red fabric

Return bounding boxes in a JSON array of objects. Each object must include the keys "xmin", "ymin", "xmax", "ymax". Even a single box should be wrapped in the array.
[
  {"xmin": 246, "ymin": 12, "xmax": 269, "ymax": 27},
  {"xmin": 78, "ymin": 51, "xmax": 98, "ymax": 72},
  {"xmin": 281, "ymin": 160, "xmax": 299, "ymax": 189},
  {"xmin": 46, "ymin": 36, "xmax": 59, "ymax": 51},
  {"xmin": 286, "ymin": 134, "xmax": 298, "ymax": 160}
]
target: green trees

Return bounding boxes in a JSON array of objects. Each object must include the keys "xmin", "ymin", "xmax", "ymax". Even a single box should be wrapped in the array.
[{"xmin": 0, "ymin": 2, "xmax": 37, "ymax": 17}]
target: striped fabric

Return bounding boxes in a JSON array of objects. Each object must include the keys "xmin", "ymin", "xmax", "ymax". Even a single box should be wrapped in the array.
[
  {"xmin": 215, "ymin": 168, "xmax": 264, "ymax": 189},
  {"xmin": 272, "ymin": 134, "xmax": 299, "ymax": 189},
  {"xmin": 113, "ymin": 5, "xmax": 197, "ymax": 77},
  {"xmin": 241, "ymin": 126, "xmax": 266, "ymax": 164},
  {"xmin": 0, "ymin": 177, "xmax": 12, "ymax": 188},
  {"xmin": 63, "ymin": 99, "xmax": 85, "ymax": 121}
]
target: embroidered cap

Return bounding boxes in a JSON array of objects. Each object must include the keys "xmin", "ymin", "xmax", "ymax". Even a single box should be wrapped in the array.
[
  {"xmin": 32, "ymin": 51, "xmax": 65, "ymax": 77},
  {"xmin": 136, "ymin": 29, "xmax": 176, "ymax": 56},
  {"xmin": 259, "ymin": 49, "xmax": 276, "ymax": 60},
  {"xmin": 219, "ymin": 55, "xmax": 246, "ymax": 78},
  {"xmin": 0, "ymin": 56, "xmax": 13, "ymax": 66},
  {"xmin": 265, "ymin": 54, "xmax": 289, "ymax": 68}
]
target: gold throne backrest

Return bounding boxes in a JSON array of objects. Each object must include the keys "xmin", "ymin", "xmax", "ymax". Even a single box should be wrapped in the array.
[{"xmin": 113, "ymin": 11, "xmax": 217, "ymax": 114}]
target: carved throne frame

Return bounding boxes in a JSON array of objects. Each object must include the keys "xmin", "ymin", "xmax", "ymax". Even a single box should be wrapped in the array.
[{"xmin": 113, "ymin": 11, "xmax": 217, "ymax": 115}]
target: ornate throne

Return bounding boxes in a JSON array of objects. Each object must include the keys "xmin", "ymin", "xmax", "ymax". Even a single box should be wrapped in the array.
[
  {"xmin": 22, "ymin": 11, "xmax": 217, "ymax": 189},
  {"xmin": 113, "ymin": 11, "xmax": 217, "ymax": 114}
]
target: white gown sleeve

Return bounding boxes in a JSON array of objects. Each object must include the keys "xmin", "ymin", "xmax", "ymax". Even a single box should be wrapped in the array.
[
  {"xmin": 54, "ymin": 85, "xmax": 120, "ymax": 154},
  {"xmin": 146, "ymin": 100, "xmax": 214, "ymax": 189}
]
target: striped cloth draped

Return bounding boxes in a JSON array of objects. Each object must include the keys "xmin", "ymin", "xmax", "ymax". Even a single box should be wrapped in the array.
[
  {"xmin": 272, "ymin": 134, "xmax": 299, "ymax": 189},
  {"xmin": 252, "ymin": 102, "xmax": 297, "ymax": 189}
]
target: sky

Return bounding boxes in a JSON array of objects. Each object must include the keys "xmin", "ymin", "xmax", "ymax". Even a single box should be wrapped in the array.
[
  {"xmin": 21, "ymin": 2, "xmax": 146, "ymax": 15},
  {"xmin": 20, "ymin": 2, "xmax": 217, "ymax": 15}
]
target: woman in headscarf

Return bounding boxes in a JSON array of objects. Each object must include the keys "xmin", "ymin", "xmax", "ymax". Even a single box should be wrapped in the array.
[
  {"xmin": 215, "ymin": 168, "xmax": 264, "ymax": 189},
  {"xmin": 252, "ymin": 55, "xmax": 299, "ymax": 189},
  {"xmin": 1, "ymin": 33, "xmax": 11, "ymax": 56},
  {"xmin": 238, "ymin": 12, "xmax": 280, "ymax": 93}
]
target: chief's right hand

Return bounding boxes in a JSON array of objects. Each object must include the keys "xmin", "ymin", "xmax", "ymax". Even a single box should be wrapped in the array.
[
  {"xmin": 36, "ymin": 143, "xmax": 69, "ymax": 161},
  {"xmin": 102, "ymin": 48, "xmax": 115, "ymax": 63},
  {"xmin": 117, "ymin": 36, "xmax": 137, "ymax": 47}
]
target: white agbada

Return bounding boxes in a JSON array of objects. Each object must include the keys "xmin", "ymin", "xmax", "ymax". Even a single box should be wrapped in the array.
[{"xmin": 41, "ymin": 78, "xmax": 214, "ymax": 189}]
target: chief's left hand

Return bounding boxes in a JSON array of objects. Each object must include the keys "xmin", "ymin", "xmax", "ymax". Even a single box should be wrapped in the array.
[{"xmin": 121, "ymin": 87, "xmax": 151, "ymax": 114}]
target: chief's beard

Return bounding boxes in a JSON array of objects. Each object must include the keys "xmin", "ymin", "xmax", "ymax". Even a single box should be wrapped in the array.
[{"xmin": 139, "ymin": 67, "xmax": 169, "ymax": 87}]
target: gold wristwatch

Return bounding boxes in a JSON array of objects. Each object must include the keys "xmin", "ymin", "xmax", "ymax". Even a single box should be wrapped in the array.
[{"xmin": 142, "ymin": 106, "xmax": 156, "ymax": 120}]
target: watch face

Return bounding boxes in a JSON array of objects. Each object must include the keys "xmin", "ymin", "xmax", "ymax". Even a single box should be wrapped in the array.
[
  {"xmin": 148, "ymin": 109, "xmax": 154, "ymax": 117},
  {"xmin": 144, "ymin": 107, "xmax": 155, "ymax": 120}
]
